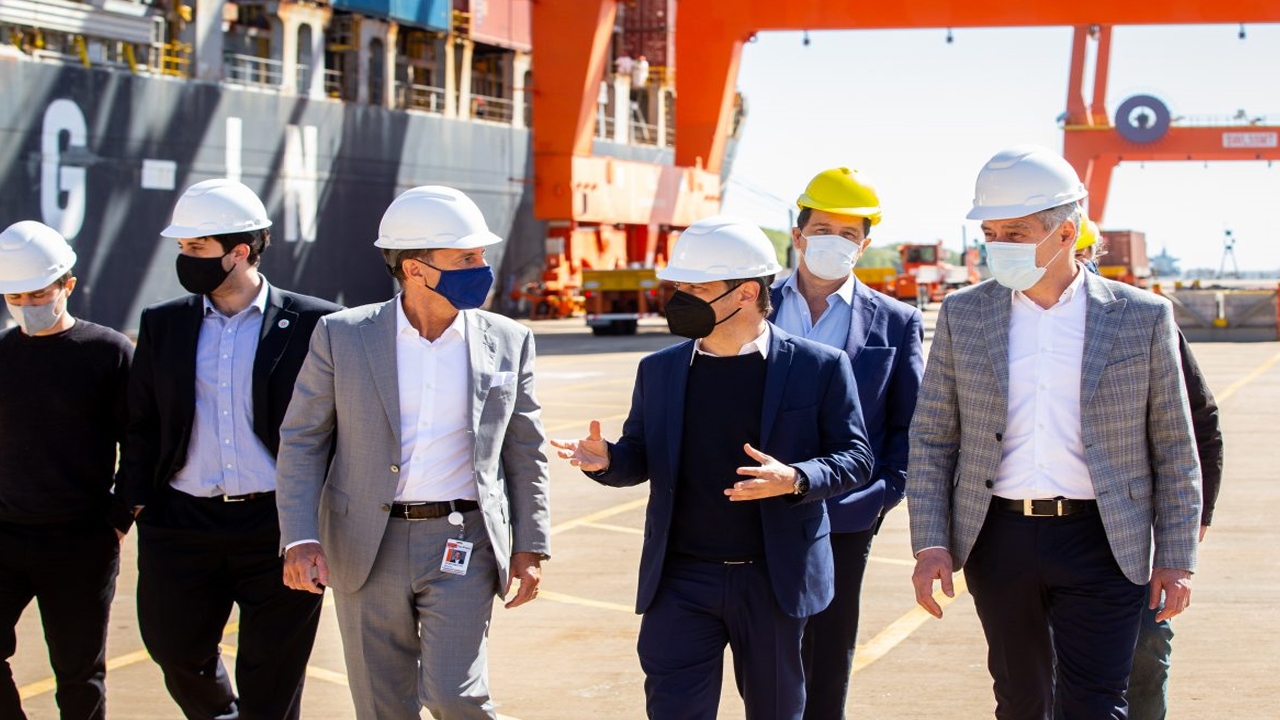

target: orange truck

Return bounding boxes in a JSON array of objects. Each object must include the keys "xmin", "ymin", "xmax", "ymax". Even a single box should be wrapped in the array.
[{"xmin": 854, "ymin": 241, "xmax": 977, "ymax": 306}]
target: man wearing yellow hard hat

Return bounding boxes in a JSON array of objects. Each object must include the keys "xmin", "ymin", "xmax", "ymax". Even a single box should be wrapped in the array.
[{"xmin": 769, "ymin": 168, "xmax": 925, "ymax": 718}]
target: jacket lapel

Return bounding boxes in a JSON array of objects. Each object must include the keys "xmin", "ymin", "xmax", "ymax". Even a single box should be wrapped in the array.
[
  {"xmin": 360, "ymin": 299, "xmax": 402, "ymax": 446},
  {"xmin": 465, "ymin": 311, "xmax": 497, "ymax": 434},
  {"xmin": 664, "ymin": 342, "xmax": 693, "ymax": 485},
  {"xmin": 1080, "ymin": 274, "xmax": 1126, "ymax": 407},
  {"xmin": 760, "ymin": 327, "xmax": 793, "ymax": 448},
  {"xmin": 175, "ymin": 296, "xmax": 204, "ymax": 424},
  {"xmin": 982, "ymin": 282, "xmax": 1013, "ymax": 400},
  {"xmin": 252, "ymin": 287, "xmax": 299, "ymax": 438},
  {"xmin": 844, "ymin": 281, "xmax": 879, "ymax": 363}
]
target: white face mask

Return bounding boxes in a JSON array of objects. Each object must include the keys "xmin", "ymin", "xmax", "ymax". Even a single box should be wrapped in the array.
[
  {"xmin": 984, "ymin": 224, "xmax": 1068, "ymax": 292},
  {"xmin": 801, "ymin": 234, "xmax": 862, "ymax": 281},
  {"xmin": 6, "ymin": 291, "xmax": 66, "ymax": 336}
]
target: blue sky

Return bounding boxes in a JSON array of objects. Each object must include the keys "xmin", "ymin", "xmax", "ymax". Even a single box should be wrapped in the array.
[{"xmin": 720, "ymin": 24, "xmax": 1280, "ymax": 274}]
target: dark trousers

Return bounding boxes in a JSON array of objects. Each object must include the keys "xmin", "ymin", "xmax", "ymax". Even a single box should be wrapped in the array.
[
  {"xmin": 136, "ymin": 491, "xmax": 322, "ymax": 720},
  {"xmin": 800, "ymin": 527, "xmax": 876, "ymax": 720},
  {"xmin": 637, "ymin": 557, "xmax": 807, "ymax": 720},
  {"xmin": 0, "ymin": 519, "xmax": 119, "ymax": 720},
  {"xmin": 965, "ymin": 505, "xmax": 1145, "ymax": 720}
]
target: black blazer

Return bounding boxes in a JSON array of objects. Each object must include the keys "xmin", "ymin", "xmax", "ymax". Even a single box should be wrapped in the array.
[{"xmin": 120, "ymin": 285, "xmax": 341, "ymax": 508}]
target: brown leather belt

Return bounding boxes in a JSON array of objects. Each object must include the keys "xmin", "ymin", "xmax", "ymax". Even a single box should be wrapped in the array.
[
  {"xmin": 991, "ymin": 496, "xmax": 1097, "ymax": 517},
  {"xmin": 389, "ymin": 500, "xmax": 479, "ymax": 520}
]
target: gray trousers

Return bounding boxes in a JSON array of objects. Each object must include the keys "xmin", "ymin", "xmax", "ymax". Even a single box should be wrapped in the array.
[{"xmin": 333, "ymin": 509, "xmax": 499, "ymax": 720}]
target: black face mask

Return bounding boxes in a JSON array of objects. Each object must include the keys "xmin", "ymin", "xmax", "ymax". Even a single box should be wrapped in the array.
[
  {"xmin": 176, "ymin": 252, "xmax": 233, "ymax": 295},
  {"xmin": 664, "ymin": 286, "xmax": 741, "ymax": 339}
]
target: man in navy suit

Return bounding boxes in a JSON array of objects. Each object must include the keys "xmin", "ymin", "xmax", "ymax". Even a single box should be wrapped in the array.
[
  {"xmin": 769, "ymin": 167, "xmax": 924, "ymax": 719},
  {"xmin": 553, "ymin": 215, "xmax": 874, "ymax": 720}
]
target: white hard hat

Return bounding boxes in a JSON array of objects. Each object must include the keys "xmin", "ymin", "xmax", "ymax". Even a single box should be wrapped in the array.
[
  {"xmin": 657, "ymin": 215, "xmax": 783, "ymax": 283},
  {"xmin": 966, "ymin": 145, "xmax": 1087, "ymax": 221},
  {"xmin": 161, "ymin": 179, "xmax": 272, "ymax": 238},
  {"xmin": 374, "ymin": 186, "xmax": 503, "ymax": 250},
  {"xmin": 0, "ymin": 221, "xmax": 77, "ymax": 293}
]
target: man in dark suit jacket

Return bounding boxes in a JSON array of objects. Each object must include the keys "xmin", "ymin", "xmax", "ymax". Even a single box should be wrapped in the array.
[
  {"xmin": 769, "ymin": 167, "xmax": 925, "ymax": 719},
  {"xmin": 120, "ymin": 179, "xmax": 341, "ymax": 720},
  {"xmin": 553, "ymin": 216, "xmax": 874, "ymax": 720}
]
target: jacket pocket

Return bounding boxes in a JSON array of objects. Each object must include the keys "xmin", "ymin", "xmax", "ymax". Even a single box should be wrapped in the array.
[{"xmin": 321, "ymin": 484, "xmax": 350, "ymax": 516}]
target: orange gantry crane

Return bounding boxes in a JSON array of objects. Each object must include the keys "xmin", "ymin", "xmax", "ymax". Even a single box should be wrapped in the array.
[{"xmin": 530, "ymin": 2, "xmax": 1280, "ymax": 299}]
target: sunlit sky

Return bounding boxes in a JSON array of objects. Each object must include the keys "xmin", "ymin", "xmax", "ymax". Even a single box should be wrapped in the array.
[{"xmin": 720, "ymin": 24, "xmax": 1280, "ymax": 274}]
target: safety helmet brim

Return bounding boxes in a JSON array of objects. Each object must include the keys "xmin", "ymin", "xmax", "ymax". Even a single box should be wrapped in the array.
[
  {"xmin": 0, "ymin": 260, "xmax": 76, "ymax": 294},
  {"xmin": 373, "ymin": 230, "xmax": 504, "ymax": 250},
  {"xmin": 965, "ymin": 193, "xmax": 1087, "ymax": 221},
  {"xmin": 160, "ymin": 219, "xmax": 273, "ymax": 238},
  {"xmin": 795, "ymin": 199, "xmax": 883, "ymax": 226}
]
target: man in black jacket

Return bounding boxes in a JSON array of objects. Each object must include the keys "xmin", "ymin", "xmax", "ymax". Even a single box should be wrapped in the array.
[
  {"xmin": 0, "ymin": 221, "xmax": 133, "ymax": 720},
  {"xmin": 121, "ymin": 179, "xmax": 341, "ymax": 720}
]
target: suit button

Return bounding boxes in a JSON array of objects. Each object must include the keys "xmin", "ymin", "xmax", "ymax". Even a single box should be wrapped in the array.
[
  {"xmin": 381, "ymin": 503, "xmax": 391, "ymax": 512},
  {"xmin": 985, "ymin": 480, "xmax": 994, "ymax": 489},
  {"xmin": 390, "ymin": 464, "xmax": 400, "ymax": 473},
  {"xmin": 995, "ymin": 433, "xmax": 1003, "ymax": 441}
]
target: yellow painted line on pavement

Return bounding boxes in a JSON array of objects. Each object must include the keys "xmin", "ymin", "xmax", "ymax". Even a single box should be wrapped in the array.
[
  {"xmin": 1215, "ymin": 349, "xmax": 1280, "ymax": 403},
  {"xmin": 539, "ymin": 590, "xmax": 635, "ymax": 614},
  {"xmin": 850, "ymin": 575, "xmax": 969, "ymax": 677},
  {"xmin": 550, "ymin": 497, "xmax": 648, "ymax": 536},
  {"xmin": 581, "ymin": 521, "xmax": 645, "ymax": 536}
]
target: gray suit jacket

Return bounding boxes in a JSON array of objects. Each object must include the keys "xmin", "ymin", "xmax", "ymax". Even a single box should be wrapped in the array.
[
  {"xmin": 275, "ymin": 298, "xmax": 551, "ymax": 593},
  {"xmin": 907, "ymin": 273, "xmax": 1201, "ymax": 584}
]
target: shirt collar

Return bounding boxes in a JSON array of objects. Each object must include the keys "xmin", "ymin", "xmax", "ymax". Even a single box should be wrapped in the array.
[
  {"xmin": 1013, "ymin": 266, "xmax": 1087, "ymax": 311},
  {"xmin": 781, "ymin": 271, "xmax": 856, "ymax": 307},
  {"xmin": 202, "ymin": 277, "xmax": 270, "ymax": 318},
  {"xmin": 691, "ymin": 323, "xmax": 771, "ymax": 365},
  {"xmin": 396, "ymin": 294, "xmax": 467, "ymax": 343}
]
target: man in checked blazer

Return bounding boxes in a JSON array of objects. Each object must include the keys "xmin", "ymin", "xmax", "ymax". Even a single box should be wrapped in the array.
[
  {"xmin": 908, "ymin": 146, "xmax": 1201, "ymax": 720},
  {"xmin": 275, "ymin": 186, "xmax": 550, "ymax": 720}
]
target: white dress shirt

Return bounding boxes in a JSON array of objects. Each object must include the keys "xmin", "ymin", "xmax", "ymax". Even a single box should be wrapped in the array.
[
  {"xmin": 773, "ymin": 273, "xmax": 854, "ymax": 350},
  {"xmin": 394, "ymin": 298, "xmax": 477, "ymax": 502},
  {"xmin": 691, "ymin": 323, "xmax": 771, "ymax": 363},
  {"xmin": 994, "ymin": 270, "xmax": 1093, "ymax": 500}
]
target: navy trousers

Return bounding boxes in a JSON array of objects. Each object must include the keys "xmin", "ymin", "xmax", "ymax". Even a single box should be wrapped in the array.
[
  {"xmin": 637, "ymin": 557, "xmax": 807, "ymax": 720},
  {"xmin": 800, "ymin": 527, "xmax": 876, "ymax": 720},
  {"xmin": 965, "ymin": 504, "xmax": 1145, "ymax": 720}
]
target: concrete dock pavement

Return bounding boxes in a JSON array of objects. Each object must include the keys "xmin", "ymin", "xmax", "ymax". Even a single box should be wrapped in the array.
[{"xmin": 13, "ymin": 312, "xmax": 1280, "ymax": 719}]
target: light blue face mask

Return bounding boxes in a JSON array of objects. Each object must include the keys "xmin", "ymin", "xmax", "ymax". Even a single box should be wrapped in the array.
[
  {"xmin": 5, "ymin": 294, "xmax": 65, "ymax": 335},
  {"xmin": 984, "ymin": 224, "xmax": 1068, "ymax": 292}
]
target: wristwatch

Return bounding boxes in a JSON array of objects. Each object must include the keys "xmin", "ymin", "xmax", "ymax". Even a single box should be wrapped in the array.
[{"xmin": 792, "ymin": 471, "xmax": 809, "ymax": 497}]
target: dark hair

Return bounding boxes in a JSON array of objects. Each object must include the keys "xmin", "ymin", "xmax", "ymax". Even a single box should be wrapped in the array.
[
  {"xmin": 212, "ymin": 228, "xmax": 271, "ymax": 265},
  {"xmin": 726, "ymin": 276, "xmax": 774, "ymax": 316},
  {"xmin": 382, "ymin": 248, "xmax": 436, "ymax": 283},
  {"xmin": 796, "ymin": 207, "xmax": 871, "ymax": 237},
  {"xmin": 53, "ymin": 271, "xmax": 73, "ymax": 287}
]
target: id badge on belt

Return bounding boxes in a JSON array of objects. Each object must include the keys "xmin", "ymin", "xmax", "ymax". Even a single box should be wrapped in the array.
[{"xmin": 441, "ymin": 509, "xmax": 472, "ymax": 576}]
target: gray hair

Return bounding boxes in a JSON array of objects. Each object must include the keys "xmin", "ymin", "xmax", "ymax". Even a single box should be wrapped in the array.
[
  {"xmin": 382, "ymin": 248, "xmax": 435, "ymax": 283},
  {"xmin": 1034, "ymin": 202, "xmax": 1080, "ymax": 240}
]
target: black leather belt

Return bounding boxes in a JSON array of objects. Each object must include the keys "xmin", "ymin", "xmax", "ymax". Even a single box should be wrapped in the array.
[
  {"xmin": 992, "ymin": 496, "xmax": 1097, "ymax": 517},
  {"xmin": 195, "ymin": 491, "xmax": 275, "ymax": 503},
  {"xmin": 389, "ymin": 500, "xmax": 479, "ymax": 520}
]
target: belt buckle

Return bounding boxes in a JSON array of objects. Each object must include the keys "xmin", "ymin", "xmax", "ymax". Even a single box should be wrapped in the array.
[
  {"xmin": 222, "ymin": 493, "xmax": 246, "ymax": 503},
  {"xmin": 1022, "ymin": 498, "xmax": 1064, "ymax": 517}
]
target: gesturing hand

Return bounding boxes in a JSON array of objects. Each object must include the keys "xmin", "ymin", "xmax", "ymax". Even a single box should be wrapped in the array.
[
  {"xmin": 726, "ymin": 443, "xmax": 798, "ymax": 501},
  {"xmin": 550, "ymin": 420, "xmax": 611, "ymax": 472}
]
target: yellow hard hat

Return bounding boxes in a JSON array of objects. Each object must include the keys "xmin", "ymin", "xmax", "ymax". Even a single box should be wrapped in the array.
[
  {"xmin": 1075, "ymin": 218, "xmax": 1099, "ymax": 251},
  {"xmin": 796, "ymin": 167, "xmax": 882, "ymax": 226}
]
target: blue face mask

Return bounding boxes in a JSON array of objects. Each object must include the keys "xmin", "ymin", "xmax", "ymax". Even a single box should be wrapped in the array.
[{"xmin": 414, "ymin": 260, "xmax": 494, "ymax": 310}]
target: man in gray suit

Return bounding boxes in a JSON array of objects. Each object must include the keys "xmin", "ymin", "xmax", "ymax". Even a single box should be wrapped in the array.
[
  {"xmin": 275, "ymin": 186, "xmax": 551, "ymax": 720},
  {"xmin": 908, "ymin": 146, "xmax": 1201, "ymax": 720}
]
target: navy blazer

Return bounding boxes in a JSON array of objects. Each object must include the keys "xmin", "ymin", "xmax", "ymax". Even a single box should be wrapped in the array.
[
  {"xmin": 120, "ymin": 286, "xmax": 341, "ymax": 509},
  {"xmin": 589, "ymin": 325, "xmax": 874, "ymax": 618},
  {"xmin": 770, "ymin": 279, "xmax": 924, "ymax": 533}
]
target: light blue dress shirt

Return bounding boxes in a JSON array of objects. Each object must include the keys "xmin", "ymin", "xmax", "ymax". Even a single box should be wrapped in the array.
[
  {"xmin": 773, "ymin": 272, "xmax": 855, "ymax": 350},
  {"xmin": 170, "ymin": 280, "xmax": 277, "ymax": 498}
]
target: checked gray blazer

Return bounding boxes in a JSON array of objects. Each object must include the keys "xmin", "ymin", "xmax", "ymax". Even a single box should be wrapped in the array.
[
  {"xmin": 274, "ymin": 299, "xmax": 551, "ymax": 593},
  {"xmin": 907, "ymin": 273, "xmax": 1201, "ymax": 584}
]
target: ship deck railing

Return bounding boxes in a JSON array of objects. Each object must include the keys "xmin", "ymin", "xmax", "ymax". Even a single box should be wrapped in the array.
[
  {"xmin": 223, "ymin": 52, "xmax": 283, "ymax": 89},
  {"xmin": 470, "ymin": 94, "xmax": 512, "ymax": 123},
  {"xmin": 399, "ymin": 82, "xmax": 447, "ymax": 114}
]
